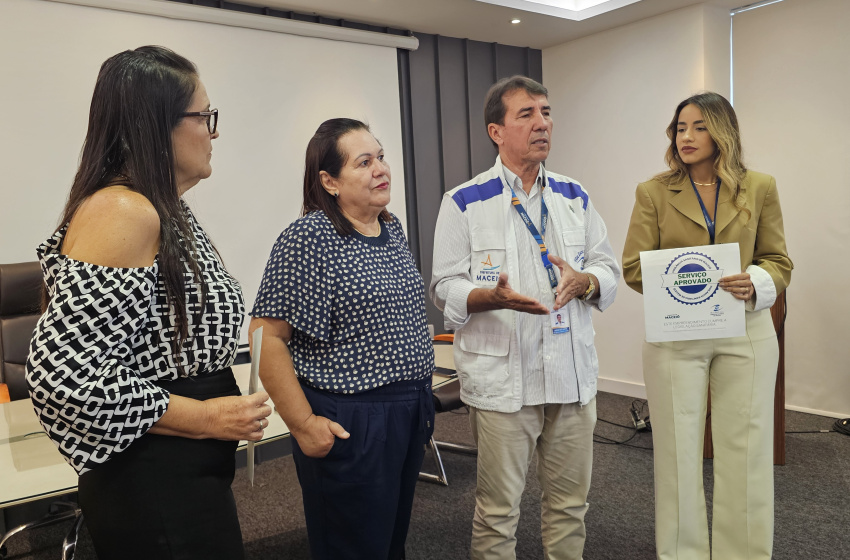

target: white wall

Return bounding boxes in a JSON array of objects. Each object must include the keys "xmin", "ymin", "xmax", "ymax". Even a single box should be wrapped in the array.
[
  {"xmin": 0, "ymin": 0, "xmax": 405, "ymax": 344},
  {"xmin": 543, "ymin": 0, "xmax": 848, "ymax": 418},
  {"xmin": 733, "ymin": 0, "xmax": 850, "ymax": 418},
  {"xmin": 542, "ymin": 4, "xmax": 731, "ymax": 399}
]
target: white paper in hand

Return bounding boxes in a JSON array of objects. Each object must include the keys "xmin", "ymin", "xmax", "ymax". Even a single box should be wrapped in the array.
[
  {"xmin": 639, "ymin": 243, "xmax": 745, "ymax": 342},
  {"xmin": 247, "ymin": 326, "xmax": 263, "ymax": 486}
]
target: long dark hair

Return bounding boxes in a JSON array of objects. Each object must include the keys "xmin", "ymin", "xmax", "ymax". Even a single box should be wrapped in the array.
[
  {"xmin": 301, "ymin": 118, "xmax": 392, "ymax": 236},
  {"xmin": 54, "ymin": 46, "xmax": 206, "ymax": 369}
]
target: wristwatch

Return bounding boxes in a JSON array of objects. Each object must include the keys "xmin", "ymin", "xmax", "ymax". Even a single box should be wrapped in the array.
[{"xmin": 579, "ymin": 274, "xmax": 596, "ymax": 301}]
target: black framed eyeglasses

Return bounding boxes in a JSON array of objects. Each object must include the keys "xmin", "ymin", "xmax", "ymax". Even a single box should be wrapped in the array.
[{"xmin": 181, "ymin": 108, "xmax": 218, "ymax": 134}]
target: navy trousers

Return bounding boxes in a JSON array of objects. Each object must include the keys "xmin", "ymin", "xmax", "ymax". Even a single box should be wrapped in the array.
[{"xmin": 292, "ymin": 378, "xmax": 435, "ymax": 560}]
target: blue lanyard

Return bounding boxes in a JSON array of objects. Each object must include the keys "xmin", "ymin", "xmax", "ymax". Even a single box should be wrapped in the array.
[
  {"xmin": 690, "ymin": 178, "xmax": 720, "ymax": 243},
  {"xmin": 509, "ymin": 185, "xmax": 559, "ymax": 290}
]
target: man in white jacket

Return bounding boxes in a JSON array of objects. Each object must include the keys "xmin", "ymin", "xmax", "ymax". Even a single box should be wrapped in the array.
[{"xmin": 430, "ymin": 76, "xmax": 620, "ymax": 560}]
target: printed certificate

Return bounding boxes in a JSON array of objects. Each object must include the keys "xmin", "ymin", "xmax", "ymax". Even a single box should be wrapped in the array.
[{"xmin": 640, "ymin": 243, "xmax": 745, "ymax": 342}]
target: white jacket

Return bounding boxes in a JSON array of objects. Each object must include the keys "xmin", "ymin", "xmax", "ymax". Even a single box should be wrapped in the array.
[{"xmin": 430, "ymin": 157, "xmax": 620, "ymax": 412}]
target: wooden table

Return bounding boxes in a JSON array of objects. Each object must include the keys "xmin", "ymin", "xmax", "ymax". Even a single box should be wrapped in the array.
[
  {"xmin": 432, "ymin": 342, "xmax": 457, "ymax": 389},
  {"xmin": 1, "ymin": 344, "xmax": 459, "ymax": 510},
  {"xmin": 0, "ymin": 363, "xmax": 289, "ymax": 511}
]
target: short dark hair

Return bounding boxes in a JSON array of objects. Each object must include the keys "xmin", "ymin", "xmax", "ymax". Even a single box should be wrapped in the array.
[
  {"xmin": 301, "ymin": 118, "xmax": 392, "ymax": 236},
  {"xmin": 483, "ymin": 75, "xmax": 548, "ymax": 144}
]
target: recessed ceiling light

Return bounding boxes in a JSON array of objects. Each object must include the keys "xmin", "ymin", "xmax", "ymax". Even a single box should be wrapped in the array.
[
  {"xmin": 511, "ymin": 18, "xmax": 521, "ymax": 23},
  {"xmin": 476, "ymin": 0, "xmax": 642, "ymax": 21}
]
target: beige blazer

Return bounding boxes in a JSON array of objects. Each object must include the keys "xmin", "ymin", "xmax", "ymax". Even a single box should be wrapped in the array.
[{"xmin": 622, "ymin": 170, "xmax": 792, "ymax": 294}]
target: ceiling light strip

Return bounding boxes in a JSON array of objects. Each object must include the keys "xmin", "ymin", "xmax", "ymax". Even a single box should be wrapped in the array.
[
  {"xmin": 42, "ymin": 0, "xmax": 420, "ymax": 50},
  {"xmin": 731, "ymin": 0, "xmax": 785, "ymax": 16},
  {"xmin": 474, "ymin": 0, "xmax": 641, "ymax": 22}
]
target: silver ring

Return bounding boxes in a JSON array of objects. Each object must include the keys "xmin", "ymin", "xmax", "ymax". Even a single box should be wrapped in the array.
[{"xmin": 257, "ymin": 419, "xmax": 262, "ymax": 430}]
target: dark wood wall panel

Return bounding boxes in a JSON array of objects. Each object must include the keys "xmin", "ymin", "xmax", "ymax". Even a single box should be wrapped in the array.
[
  {"xmin": 397, "ymin": 49, "xmax": 419, "ymax": 267},
  {"xmin": 466, "ymin": 40, "xmax": 499, "ymax": 177},
  {"xmin": 405, "ymin": 34, "xmax": 445, "ymax": 332},
  {"xmin": 495, "ymin": 44, "xmax": 530, "ymax": 79},
  {"xmin": 437, "ymin": 36, "xmax": 472, "ymax": 193},
  {"xmin": 528, "ymin": 49, "xmax": 543, "ymax": 84}
]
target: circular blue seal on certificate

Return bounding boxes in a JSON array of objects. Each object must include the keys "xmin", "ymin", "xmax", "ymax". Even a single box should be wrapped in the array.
[{"xmin": 662, "ymin": 251, "xmax": 721, "ymax": 305}]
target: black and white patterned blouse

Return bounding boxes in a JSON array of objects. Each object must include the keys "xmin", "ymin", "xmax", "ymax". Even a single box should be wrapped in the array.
[
  {"xmin": 26, "ymin": 200, "xmax": 244, "ymax": 474},
  {"xmin": 251, "ymin": 211, "xmax": 434, "ymax": 394}
]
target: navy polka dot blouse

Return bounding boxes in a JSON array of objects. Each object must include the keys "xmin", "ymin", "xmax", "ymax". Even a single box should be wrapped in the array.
[{"xmin": 251, "ymin": 211, "xmax": 434, "ymax": 393}]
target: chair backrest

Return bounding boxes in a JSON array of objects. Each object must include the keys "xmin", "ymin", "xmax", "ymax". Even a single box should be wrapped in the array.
[{"xmin": 0, "ymin": 262, "xmax": 42, "ymax": 401}]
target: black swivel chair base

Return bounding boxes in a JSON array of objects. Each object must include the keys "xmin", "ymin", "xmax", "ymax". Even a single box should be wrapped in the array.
[
  {"xmin": 418, "ymin": 380, "xmax": 477, "ymax": 486},
  {"xmin": 0, "ymin": 501, "xmax": 84, "ymax": 560}
]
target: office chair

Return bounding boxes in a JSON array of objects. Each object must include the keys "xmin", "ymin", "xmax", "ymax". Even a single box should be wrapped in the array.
[
  {"xmin": 0, "ymin": 262, "xmax": 84, "ymax": 560},
  {"xmin": 419, "ymin": 335, "xmax": 477, "ymax": 486},
  {"xmin": 0, "ymin": 262, "xmax": 41, "ymax": 401}
]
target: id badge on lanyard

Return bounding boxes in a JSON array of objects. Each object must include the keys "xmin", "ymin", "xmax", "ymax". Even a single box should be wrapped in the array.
[{"xmin": 509, "ymin": 186, "xmax": 568, "ymax": 335}]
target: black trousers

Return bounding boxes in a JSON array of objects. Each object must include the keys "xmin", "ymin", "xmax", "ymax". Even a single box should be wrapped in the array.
[
  {"xmin": 78, "ymin": 368, "xmax": 244, "ymax": 560},
  {"xmin": 293, "ymin": 378, "xmax": 435, "ymax": 560}
]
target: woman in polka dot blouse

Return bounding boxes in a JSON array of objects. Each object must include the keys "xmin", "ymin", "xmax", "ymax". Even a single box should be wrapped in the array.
[{"xmin": 250, "ymin": 118, "xmax": 436, "ymax": 560}]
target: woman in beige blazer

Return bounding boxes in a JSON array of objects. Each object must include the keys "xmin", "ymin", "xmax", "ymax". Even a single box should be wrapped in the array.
[{"xmin": 622, "ymin": 92, "xmax": 792, "ymax": 560}]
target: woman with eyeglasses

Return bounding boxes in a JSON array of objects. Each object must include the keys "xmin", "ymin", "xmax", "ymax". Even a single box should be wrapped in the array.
[
  {"xmin": 249, "ymin": 118, "xmax": 435, "ymax": 560},
  {"xmin": 622, "ymin": 92, "xmax": 792, "ymax": 560},
  {"xmin": 25, "ymin": 46, "xmax": 271, "ymax": 560}
]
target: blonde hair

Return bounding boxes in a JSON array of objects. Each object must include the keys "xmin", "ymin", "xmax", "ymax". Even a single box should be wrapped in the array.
[{"xmin": 655, "ymin": 92, "xmax": 750, "ymax": 220}]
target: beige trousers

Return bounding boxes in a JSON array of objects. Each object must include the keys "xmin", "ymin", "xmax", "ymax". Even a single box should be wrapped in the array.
[
  {"xmin": 469, "ymin": 400, "xmax": 596, "ymax": 560},
  {"xmin": 643, "ymin": 309, "xmax": 778, "ymax": 560}
]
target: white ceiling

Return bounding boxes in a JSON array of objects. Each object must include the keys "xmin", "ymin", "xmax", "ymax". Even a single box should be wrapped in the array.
[{"xmin": 238, "ymin": 0, "xmax": 746, "ymax": 49}]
